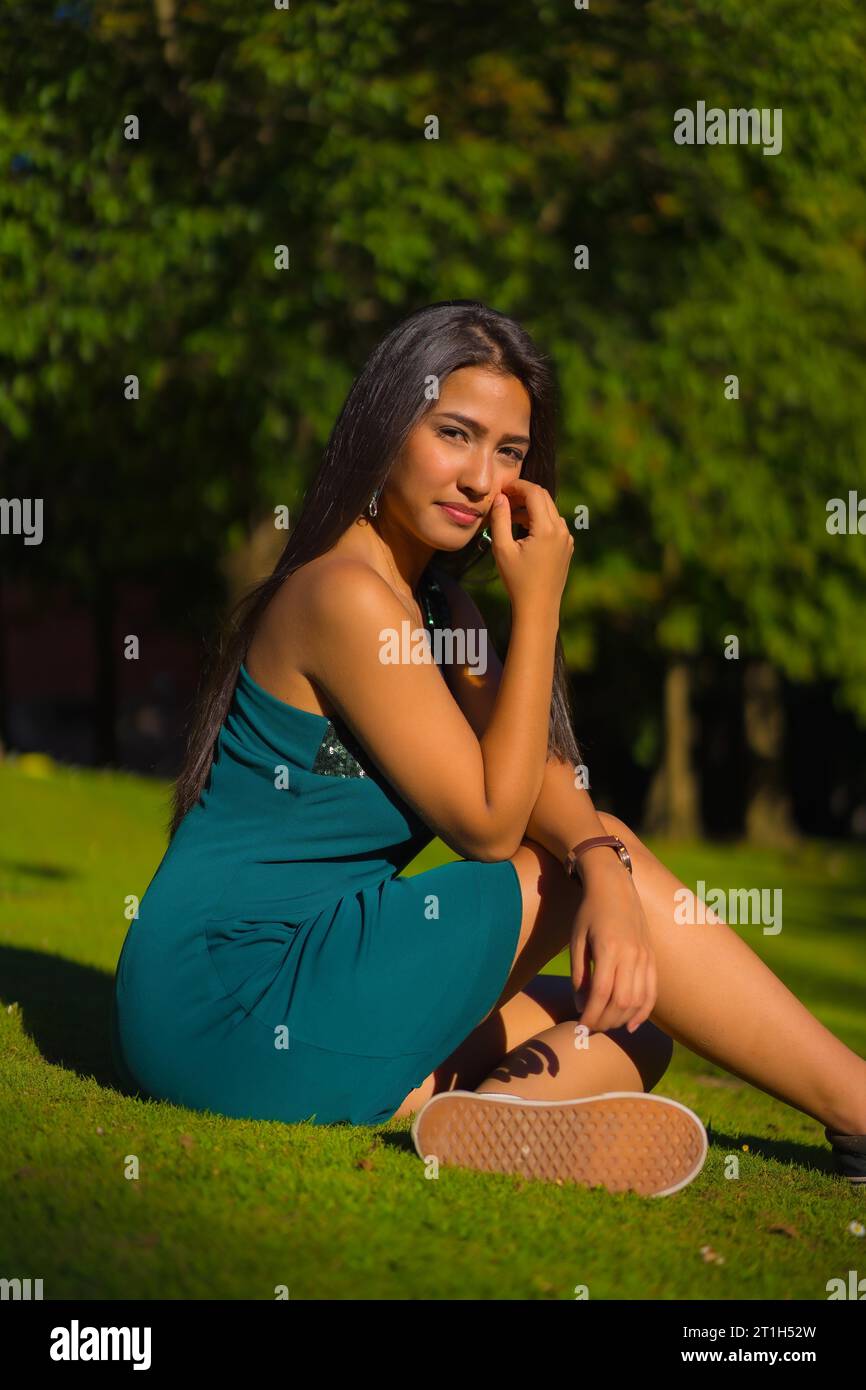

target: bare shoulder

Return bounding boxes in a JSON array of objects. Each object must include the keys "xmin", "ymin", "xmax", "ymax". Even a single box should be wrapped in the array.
[
  {"xmin": 265, "ymin": 554, "xmax": 389, "ymax": 623},
  {"xmin": 269, "ymin": 555, "xmax": 413, "ymax": 675},
  {"xmin": 290, "ymin": 555, "xmax": 401, "ymax": 628},
  {"xmin": 246, "ymin": 555, "xmax": 398, "ymax": 713}
]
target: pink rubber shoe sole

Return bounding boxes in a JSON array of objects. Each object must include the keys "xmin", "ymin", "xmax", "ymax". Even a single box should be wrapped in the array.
[{"xmin": 411, "ymin": 1090, "xmax": 708, "ymax": 1198}]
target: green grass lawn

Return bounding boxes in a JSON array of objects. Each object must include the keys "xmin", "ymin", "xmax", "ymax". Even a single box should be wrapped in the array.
[{"xmin": 1, "ymin": 758, "xmax": 865, "ymax": 1300}]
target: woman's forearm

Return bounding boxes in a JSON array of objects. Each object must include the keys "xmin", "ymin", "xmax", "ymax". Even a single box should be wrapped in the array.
[
  {"xmin": 522, "ymin": 756, "xmax": 618, "ymax": 884},
  {"xmin": 478, "ymin": 606, "xmax": 560, "ymax": 855}
]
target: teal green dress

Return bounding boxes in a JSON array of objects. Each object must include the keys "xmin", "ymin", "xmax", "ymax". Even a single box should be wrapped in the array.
[{"xmin": 111, "ymin": 568, "xmax": 524, "ymax": 1126}]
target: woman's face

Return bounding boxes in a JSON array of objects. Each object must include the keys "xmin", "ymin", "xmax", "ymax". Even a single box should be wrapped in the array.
[{"xmin": 383, "ymin": 365, "xmax": 530, "ymax": 550}]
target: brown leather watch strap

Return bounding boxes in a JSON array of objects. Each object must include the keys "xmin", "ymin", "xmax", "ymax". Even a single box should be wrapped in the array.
[{"xmin": 565, "ymin": 834, "xmax": 633, "ymax": 881}]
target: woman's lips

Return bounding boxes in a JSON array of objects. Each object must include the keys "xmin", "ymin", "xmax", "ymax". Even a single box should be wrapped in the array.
[{"xmin": 436, "ymin": 502, "xmax": 482, "ymax": 527}]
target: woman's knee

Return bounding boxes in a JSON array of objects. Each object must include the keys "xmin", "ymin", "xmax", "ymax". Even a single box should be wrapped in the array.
[{"xmin": 596, "ymin": 811, "xmax": 645, "ymax": 864}]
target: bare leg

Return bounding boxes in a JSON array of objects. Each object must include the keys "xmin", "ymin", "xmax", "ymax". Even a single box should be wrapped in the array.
[
  {"xmin": 480, "ymin": 813, "xmax": 866, "ymax": 1136},
  {"xmin": 392, "ymin": 972, "xmax": 672, "ymax": 1118},
  {"xmin": 475, "ymin": 1012, "xmax": 676, "ymax": 1100}
]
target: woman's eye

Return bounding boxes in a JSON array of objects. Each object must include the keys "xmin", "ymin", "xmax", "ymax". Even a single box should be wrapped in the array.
[{"xmin": 438, "ymin": 426, "xmax": 524, "ymax": 463}]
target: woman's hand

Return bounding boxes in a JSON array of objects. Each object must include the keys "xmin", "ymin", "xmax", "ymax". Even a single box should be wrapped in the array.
[
  {"xmin": 487, "ymin": 478, "xmax": 573, "ymax": 621},
  {"xmin": 570, "ymin": 860, "xmax": 657, "ymax": 1035}
]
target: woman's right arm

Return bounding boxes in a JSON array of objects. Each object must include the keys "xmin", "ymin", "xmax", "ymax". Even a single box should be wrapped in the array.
[{"xmin": 294, "ymin": 481, "xmax": 573, "ymax": 862}]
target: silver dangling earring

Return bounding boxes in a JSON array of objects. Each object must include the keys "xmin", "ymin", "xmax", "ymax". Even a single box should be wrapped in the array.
[{"xmin": 367, "ymin": 487, "xmax": 380, "ymax": 519}]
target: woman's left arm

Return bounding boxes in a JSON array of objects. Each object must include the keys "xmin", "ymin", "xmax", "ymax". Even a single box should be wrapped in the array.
[{"xmin": 437, "ymin": 575, "xmax": 656, "ymax": 1034}]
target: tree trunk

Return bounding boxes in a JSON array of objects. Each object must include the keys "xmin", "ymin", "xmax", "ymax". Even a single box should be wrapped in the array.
[
  {"xmin": 743, "ymin": 660, "xmax": 797, "ymax": 845},
  {"xmin": 644, "ymin": 658, "xmax": 701, "ymax": 839}
]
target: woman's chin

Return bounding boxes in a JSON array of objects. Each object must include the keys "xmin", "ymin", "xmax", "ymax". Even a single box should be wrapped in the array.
[
  {"xmin": 427, "ymin": 518, "xmax": 484, "ymax": 548},
  {"xmin": 432, "ymin": 532, "xmax": 480, "ymax": 554}
]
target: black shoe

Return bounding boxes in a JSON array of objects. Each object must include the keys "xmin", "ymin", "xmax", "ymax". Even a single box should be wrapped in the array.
[{"xmin": 824, "ymin": 1127, "xmax": 866, "ymax": 1183}]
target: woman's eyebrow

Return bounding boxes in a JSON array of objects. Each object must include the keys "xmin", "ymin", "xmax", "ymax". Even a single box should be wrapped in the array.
[{"xmin": 434, "ymin": 410, "xmax": 530, "ymax": 447}]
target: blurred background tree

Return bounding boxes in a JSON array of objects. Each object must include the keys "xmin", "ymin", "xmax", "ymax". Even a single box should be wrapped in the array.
[{"xmin": 1, "ymin": 0, "xmax": 864, "ymax": 838}]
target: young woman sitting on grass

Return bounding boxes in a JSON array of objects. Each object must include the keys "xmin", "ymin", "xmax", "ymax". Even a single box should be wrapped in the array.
[{"xmin": 111, "ymin": 301, "xmax": 866, "ymax": 1197}]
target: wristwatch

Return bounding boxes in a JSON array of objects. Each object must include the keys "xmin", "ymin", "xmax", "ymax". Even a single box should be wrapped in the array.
[{"xmin": 565, "ymin": 834, "xmax": 633, "ymax": 883}]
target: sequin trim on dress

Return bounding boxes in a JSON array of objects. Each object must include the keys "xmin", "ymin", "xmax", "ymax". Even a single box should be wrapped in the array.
[{"xmin": 311, "ymin": 717, "xmax": 369, "ymax": 779}]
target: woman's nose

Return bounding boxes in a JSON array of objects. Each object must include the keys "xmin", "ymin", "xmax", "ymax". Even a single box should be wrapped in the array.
[{"xmin": 460, "ymin": 449, "xmax": 495, "ymax": 496}]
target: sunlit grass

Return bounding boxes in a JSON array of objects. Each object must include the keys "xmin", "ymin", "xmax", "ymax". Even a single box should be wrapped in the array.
[{"xmin": 1, "ymin": 761, "xmax": 864, "ymax": 1300}]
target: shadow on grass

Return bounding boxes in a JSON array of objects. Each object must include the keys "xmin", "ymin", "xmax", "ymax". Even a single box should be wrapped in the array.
[
  {"xmin": 704, "ymin": 1125, "xmax": 839, "ymax": 1181},
  {"xmin": 0, "ymin": 939, "xmax": 854, "ymax": 1188},
  {"xmin": 0, "ymin": 858, "xmax": 79, "ymax": 881},
  {"xmin": 0, "ymin": 945, "xmax": 125, "ymax": 1091},
  {"xmin": 377, "ymin": 1117, "xmax": 841, "ymax": 1182}
]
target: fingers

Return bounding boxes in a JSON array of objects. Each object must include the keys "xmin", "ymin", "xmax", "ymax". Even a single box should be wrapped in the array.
[
  {"xmin": 625, "ymin": 955, "xmax": 649, "ymax": 1034},
  {"xmin": 625, "ymin": 955, "xmax": 659, "ymax": 1034},
  {"xmin": 579, "ymin": 951, "xmax": 655, "ymax": 1035},
  {"xmin": 576, "ymin": 960, "xmax": 615, "ymax": 1034},
  {"xmin": 571, "ymin": 933, "xmax": 591, "ymax": 992},
  {"xmin": 487, "ymin": 491, "xmax": 515, "ymax": 551},
  {"xmin": 500, "ymin": 477, "xmax": 559, "ymax": 530}
]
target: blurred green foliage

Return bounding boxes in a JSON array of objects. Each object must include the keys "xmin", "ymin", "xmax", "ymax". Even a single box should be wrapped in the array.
[{"xmin": 1, "ymin": 0, "xmax": 864, "ymax": 720}]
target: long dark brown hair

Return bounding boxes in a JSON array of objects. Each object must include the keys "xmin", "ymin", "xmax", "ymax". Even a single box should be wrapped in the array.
[{"xmin": 170, "ymin": 300, "xmax": 582, "ymax": 837}]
